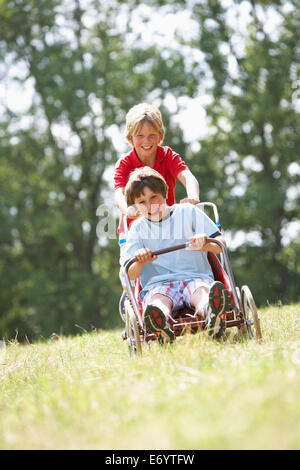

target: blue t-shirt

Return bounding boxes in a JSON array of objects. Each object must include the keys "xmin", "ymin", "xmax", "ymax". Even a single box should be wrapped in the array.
[{"xmin": 121, "ymin": 204, "xmax": 220, "ymax": 297}]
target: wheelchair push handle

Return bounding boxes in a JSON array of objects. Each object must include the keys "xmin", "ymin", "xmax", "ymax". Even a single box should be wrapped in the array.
[
  {"xmin": 152, "ymin": 238, "xmax": 225, "ymax": 256},
  {"xmin": 125, "ymin": 237, "xmax": 224, "ymax": 271},
  {"xmin": 150, "ymin": 237, "xmax": 225, "ymax": 257},
  {"xmin": 151, "ymin": 242, "xmax": 189, "ymax": 257}
]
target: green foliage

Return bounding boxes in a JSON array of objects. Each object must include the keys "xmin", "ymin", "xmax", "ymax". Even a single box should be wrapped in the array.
[
  {"xmin": 0, "ymin": 0, "xmax": 188, "ymax": 340},
  {"xmin": 185, "ymin": 0, "xmax": 300, "ymax": 305},
  {"xmin": 0, "ymin": 0, "xmax": 299, "ymax": 339}
]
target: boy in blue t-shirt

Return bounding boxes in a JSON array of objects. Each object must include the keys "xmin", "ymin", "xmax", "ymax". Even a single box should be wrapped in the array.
[{"xmin": 122, "ymin": 167, "xmax": 231, "ymax": 343}]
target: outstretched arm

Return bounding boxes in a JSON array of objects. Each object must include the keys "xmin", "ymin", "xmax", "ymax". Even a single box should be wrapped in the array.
[
  {"xmin": 115, "ymin": 187, "xmax": 140, "ymax": 219},
  {"xmin": 177, "ymin": 169, "xmax": 200, "ymax": 204}
]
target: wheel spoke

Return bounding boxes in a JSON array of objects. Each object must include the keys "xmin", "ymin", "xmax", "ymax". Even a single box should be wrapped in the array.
[
  {"xmin": 124, "ymin": 298, "xmax": 142, "ymax": 356},
  {"xmin": 241, "ymin": 285, "xmax": 262, "ymax": 341}
]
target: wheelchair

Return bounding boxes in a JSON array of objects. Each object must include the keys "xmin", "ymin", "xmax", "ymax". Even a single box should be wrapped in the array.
[{"xmin": 119, "ymin": 203, "xmax": 262, "ymax": 356}]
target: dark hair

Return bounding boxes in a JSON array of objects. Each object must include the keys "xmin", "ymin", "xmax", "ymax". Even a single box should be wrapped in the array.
[{"xmin": 125, "ymin": 167, "xmax": 168, "ymax": 206}]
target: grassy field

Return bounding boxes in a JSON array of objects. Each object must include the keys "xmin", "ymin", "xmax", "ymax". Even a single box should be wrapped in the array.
[{"xmin": 0, "ymin": 302, "xmax": 299, "ymax": 450}]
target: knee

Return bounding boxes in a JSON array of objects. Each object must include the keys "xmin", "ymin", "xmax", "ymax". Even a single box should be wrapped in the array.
[{"xmin": 150, "ymin": 294, "xmax": 173, "ymax": 313}]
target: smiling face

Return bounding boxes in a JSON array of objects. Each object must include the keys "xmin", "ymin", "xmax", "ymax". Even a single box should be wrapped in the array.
[
  {"xmin": 130, "ymin": 121, "xmax": 162, "ymax": 164},
  {"xmin": 135, "ymin": 186, "xmax": 168, "ymax": 221}
]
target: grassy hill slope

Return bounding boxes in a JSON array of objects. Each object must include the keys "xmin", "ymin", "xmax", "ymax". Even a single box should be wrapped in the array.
[{"xmin": 1, "ymin": 302, "xmax": 299, "ymax": 450}]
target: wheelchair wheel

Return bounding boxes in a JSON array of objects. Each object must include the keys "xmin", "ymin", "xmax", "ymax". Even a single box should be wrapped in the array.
[
  {"xmin": 124, "ymin": 297, "xmax": 142, "ymax": 356},
  {"xmin": 119, "ymin": 291, "xmax": 127, "ymax": 323},
  {"xmin": 241, "ymin": 285, "xmax": 262, "ymax": 341},
  {"xmin": 234, "ymin": 286, "xmax": 246, "ymax": 338}
]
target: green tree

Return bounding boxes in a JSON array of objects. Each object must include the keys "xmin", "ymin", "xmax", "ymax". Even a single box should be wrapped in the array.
[
  {"xmin": 0, "ymin": 0, "xmax": 127, "ymax": 338},
  {"xmin": 187, "ymin": 0, "xmax": 300, "ymax": 304},
  {"xmin": 0, "ymin": 0, "xmax": 191, "ymax": 339}
]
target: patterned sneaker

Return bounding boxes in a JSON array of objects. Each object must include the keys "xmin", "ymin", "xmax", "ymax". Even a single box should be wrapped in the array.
[
  {"xmin": 204, "ymin": 281, "xmax": 231, "ymax": 339},
  {"xmin": 144, "ymin": 304, "xmax": 176, "ymax": 344}
]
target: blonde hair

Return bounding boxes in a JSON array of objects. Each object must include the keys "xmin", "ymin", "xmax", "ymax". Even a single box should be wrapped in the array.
[
  {"xmin": 125, "ymin": 103, "xmax": 165, "ymax": 144},
  {"xmin": 125, "ymin": 167, "xmax": 168, "ymax": 207}
]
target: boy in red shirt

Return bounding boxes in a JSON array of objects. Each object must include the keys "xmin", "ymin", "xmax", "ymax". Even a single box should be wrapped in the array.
[{"xmin": 114, "ymin": 103, "xmax": 200, "ymax": 241}]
